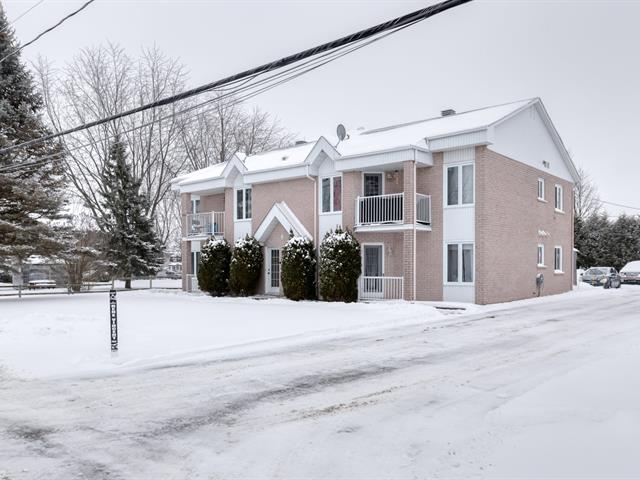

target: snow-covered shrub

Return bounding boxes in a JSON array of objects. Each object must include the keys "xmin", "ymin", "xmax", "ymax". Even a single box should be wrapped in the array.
[
  {"xmin": 281, "ymin": 234, "xmax": 316, "ymax": 301},
  {"xmin": 319, "ymin": 227, "xmax": 361, "ymax": 302},
  {"xmin": 229, "ymin": 235, "xmax": 263, "ymax": 296},
  {"xmin": 197, "ymin": 238, "xmax": 232, "ymax": 296}
]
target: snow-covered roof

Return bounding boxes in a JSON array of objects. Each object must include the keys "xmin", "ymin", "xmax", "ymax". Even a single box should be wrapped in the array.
[
  {"xmin": 173, "ymin": 142, "xmax": 318, "ymax": 187},
  {"xmin": 336, "ymin": 99, "xmax": 533, "ymax": 157}
]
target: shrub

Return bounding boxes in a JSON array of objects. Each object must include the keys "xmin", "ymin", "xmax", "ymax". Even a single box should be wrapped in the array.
[
  {"xmin": 319, "ymin": 227, "xmax": 361, "ymax": 302},
  {"xmin": 229, "ymin": 235, "xmax": 263, "ymax": 296},
  {"xmin": 197, "ymin": 238, "xmax": 232, "ymax": 296},
  {"xmin": 281, "ymin": 234, "xmax": 316, "ymax": 301}
]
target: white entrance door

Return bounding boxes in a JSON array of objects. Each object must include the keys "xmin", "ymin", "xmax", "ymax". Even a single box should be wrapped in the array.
[
  {"xmin": 362, "ymin": 244, "xmax": 383, "ymax": 298},
  {"xmin": 266, "ymin": 248, "xmax": 281, "ymax": 295}
]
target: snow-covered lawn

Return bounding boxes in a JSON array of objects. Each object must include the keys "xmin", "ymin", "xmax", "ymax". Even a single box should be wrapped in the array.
[
  {"xmin": 1, "ymin": 285, "xmax": 639, "ymax": 479},
  {"xmin": 0, "ymin": 290, "xmax": 442, "ymax": 379}
]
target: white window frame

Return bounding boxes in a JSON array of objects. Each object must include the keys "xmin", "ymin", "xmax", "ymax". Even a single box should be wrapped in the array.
[
  {"xmin": 537, "ymin": 178, "xmax": 546, "ymax": 202},
  {"xmin": 320, "ymin": 175, "xmax": 342, "ymax": 214},
  {"xmin": 444, "ymin": 242, "xmax": 475, "ymax": 285},
  {"xmin": 537, "ymin": 244, "xmax": 545, "ymax": 267},
  {"xmin": 554, "ymin": 184, "xmax": 564, "ymax": 212},
  {"xmin": 191, "ymin": 195, "xmax": 201, "ymax": 214},
  {"xmin": 554, "ymin": 246, "xmax": 563, "ymax": 273},
  {"xmin": 361, "ymin": 243, "xmax": 385, "ymax": 277},
  {"xmin": 445, "ymin": 163, "xmax": 474, "ymax": 208},
  {"xmin": 234, "ymin": 186, "xmax": 252, "ymax": 221}
]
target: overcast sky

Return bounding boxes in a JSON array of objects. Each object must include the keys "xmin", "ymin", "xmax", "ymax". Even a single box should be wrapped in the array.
[{"xmin": 3, "ymin": 0, "xmax": 639, "ymax": 217}]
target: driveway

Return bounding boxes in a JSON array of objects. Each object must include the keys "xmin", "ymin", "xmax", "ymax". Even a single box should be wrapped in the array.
[{"xmin": 1, "ymin": 288, "xmax": 639, "ymax": 479}]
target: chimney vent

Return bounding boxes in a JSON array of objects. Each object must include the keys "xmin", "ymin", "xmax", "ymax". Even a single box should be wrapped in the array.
[{"xmin": 441, "ymin": 109, "xmax": 456, "ymax": 117}]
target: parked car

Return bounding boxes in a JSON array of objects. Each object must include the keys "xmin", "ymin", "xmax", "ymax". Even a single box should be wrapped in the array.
[
  {"xmin": 581, "ymin": 267, "xmax": 622, "ymax": 288},
  {"xmin": 620, "ymin": 261, "xmax": 640, "ymax": 284},
  {"xmin": 27, "ymin": 279, "xmax": 57, "ymax": 289}
]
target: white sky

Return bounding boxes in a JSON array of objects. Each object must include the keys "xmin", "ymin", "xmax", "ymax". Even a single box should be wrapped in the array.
[{"xmin": 3, "ymin": 0, "xmax": 640, "ymax": 217}]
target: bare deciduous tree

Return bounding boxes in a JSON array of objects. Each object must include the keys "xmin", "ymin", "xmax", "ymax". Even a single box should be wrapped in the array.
[
  {"xmin": 574, "ymin": 166, "xmax": 601, "ymax": 221},
  {"xmin": 37, "ymin": 44, "xmax": 188, "ymax": 246}
]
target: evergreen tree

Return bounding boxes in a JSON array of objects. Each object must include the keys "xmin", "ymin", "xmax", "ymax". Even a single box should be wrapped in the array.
[
  {"xmin": 319, "ymin": 227, "xmax": 361, "ymax": 302},
  {"xmin": 229, "ymin": 235, "xmax": 263, "ymax": 296},
  {"xmin": 198, "ymin": 238, "xmax": 232, "ymax": 296},
  {"xmin": 100, "ymin": 139, "xmax": 161, "ymax": 288},
  {"xmin": 281, "ymin": 234, "xmax": 316, "ymax": 301},
  {"xmin": 0, "ymin": 7, "xmax": 67, "ymax": 275}
]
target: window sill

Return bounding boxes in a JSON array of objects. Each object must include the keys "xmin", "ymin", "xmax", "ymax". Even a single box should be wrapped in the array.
[
  {"xmin": 554, "ymin": 209, "xmax": 565, "ymax": 214},
  {"xmin": 537, "ymin": 264, "xmax": 547, "ymax": 269},
  {"xmin": 234, "ymin": 218, "xmax": 252, "ymax": 223},
  {"xmin": 554, "ymin": 270, "xmax": 564, "ymax": 275},
  {"xmin": 319, "ymin": 211, "xmax": 342, "ymax": 216},
  {"xmin": 444, "ymin": 282, "xmax": 475, "ymax": 286},
  {"xmin": 444, "ymin": 203, "xmax": 475, "ymax": 210},
  {"xmin": 537, "ymin": 198, "xmax": 548, "ymax": 203}
]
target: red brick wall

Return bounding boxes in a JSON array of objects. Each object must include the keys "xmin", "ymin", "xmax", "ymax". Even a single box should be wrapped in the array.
[{"xmin": 475, "ymin": 146, "xmax": 574, "ymax": 304}]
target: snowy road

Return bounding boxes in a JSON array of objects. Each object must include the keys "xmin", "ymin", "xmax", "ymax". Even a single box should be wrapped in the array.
[{"xmin": 2, "ymin": 288, "xmax": 640, "ymax": 479}]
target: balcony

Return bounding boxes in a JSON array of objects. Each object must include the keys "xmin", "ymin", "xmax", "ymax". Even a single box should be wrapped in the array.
[
  {"xmin": 358, "ymin": 276, "xmax": 404, "ymax": 300},
  {"xmin": 186, "ymin": 211, "xmax": 224, "ymax": 238},
  {"xmin": 355, "ymin": 193, "xmax": 431, "ymax": 230}
]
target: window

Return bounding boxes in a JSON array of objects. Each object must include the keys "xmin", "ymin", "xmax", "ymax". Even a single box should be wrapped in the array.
[
  {"xmin": 554, "ymin": 246, "xmax": 563, "ymax": 272},
  {"xmin": 321, "ymin": 176, "xmax": 342, "ymax": 213},
  {"xmin": 447, "ymin": 242, "xmax": 474, "ymax": 283},
  {"xmin": 363, "ymin": 173, "xmax": 382, "ymax": 197},
  {"xmin": 446, "ymin": 164, "xmax": 474, "ymax": 206},
  {"xmin": 537, "ymin": 244, "xmax": 545, "ymax": 267},
  {"xmin": 538, "ymin": 178, "xmax": 545, "ymax": 201},
  {"xmin": 191, "ymin": 198, "xmax": 200, "ymax": 214},
  {"xmin": 554, "ymin": 185, "xmax": 564, "ymax": 212},
  {"xmin": 235, "ymin": 187, "xmax": 252, "ymax": 220}
]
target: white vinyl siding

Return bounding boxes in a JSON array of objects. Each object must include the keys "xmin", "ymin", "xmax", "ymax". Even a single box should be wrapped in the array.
[
  {"xmin": 321, "ymin": 175, "xmax": 342, "ymax": 213},
  {"xmin": 446, "ymin": 164, "xmax": 474, "ymax": 206},
  {"xmin": 446, "ymin": 242, "xmax": 474, "ymax": 284},
  {"xmin": 235, "ymin": 187, "xmax": 252, "ymax": 220},
  {"xmin": 554, "ymin": 246, "xmax": 563, "ymax": 273},
  {"xmin": 554, "ymin": 184, "xmax": 564, "ymax": 212}
]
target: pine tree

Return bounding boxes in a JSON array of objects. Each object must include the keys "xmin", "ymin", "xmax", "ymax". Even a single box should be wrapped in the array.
[
  {"xmin": 0, "ymin": 6, "xmax": 67, "ymax": 276},
  {"xmin": 100, "ymin": 139, "xmax": 161, "ymax": 288}
]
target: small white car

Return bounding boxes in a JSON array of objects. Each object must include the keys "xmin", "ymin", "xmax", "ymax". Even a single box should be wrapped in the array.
[{"xmin": 620, "ymin": 261, "xmax": 640, "ymax": 284}]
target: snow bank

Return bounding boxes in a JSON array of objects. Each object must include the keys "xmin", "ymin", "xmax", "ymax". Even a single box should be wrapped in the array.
[{"xmin": 0, "ymin": 291, "xmax": 442, "ymax": 379}]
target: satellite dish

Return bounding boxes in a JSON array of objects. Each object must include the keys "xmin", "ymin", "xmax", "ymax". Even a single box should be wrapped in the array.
[{"xmin": 336, "ymin": 124, "xmax": 347, "ymax": 141}]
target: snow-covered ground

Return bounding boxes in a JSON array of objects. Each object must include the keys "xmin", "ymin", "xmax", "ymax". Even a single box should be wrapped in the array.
[{"xmin": 1, "ymin": 285, "xmax": 639, "ymax": 478}]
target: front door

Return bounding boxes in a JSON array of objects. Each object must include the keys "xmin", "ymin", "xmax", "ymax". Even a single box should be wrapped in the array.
[
  {"xmin": 266, "ymin": 248, "xmax": 281, "ymax": 295},
  {"xmin": 363, "ymin": 173, "xmax": 383, "ymax": 197},
  {"xmin": 362, "ymin": 244, "xmax": 383, "ymax": 297}
]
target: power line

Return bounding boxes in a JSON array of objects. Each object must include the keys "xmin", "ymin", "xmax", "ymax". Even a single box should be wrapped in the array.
[
  {"xmin": 601, "ymin": 200, "xmax": 640, "ymax": 212},
  {"xmin": 0, "ymin": 0, "xmax": 472, "ymax": 157},
  {"xmin": 0, "ymin": 0, "xmax": 96, "ymax": 64},
  {"xmin": 0, "ymin": 20, "xmax": 419, "ymax": 175},
  {"xmin": 0, "ymin": 0, "xmax": 46, "ymax": 34}
]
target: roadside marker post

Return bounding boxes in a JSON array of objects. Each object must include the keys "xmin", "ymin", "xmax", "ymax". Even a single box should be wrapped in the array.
[{"xmin": 109, "ymin": 289, "xmax": 118, "ymax": 353}]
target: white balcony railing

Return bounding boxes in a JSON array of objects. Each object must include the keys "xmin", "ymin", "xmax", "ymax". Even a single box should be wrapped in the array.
[
  {"xmin": 356, "ymin": 193, "xmax": 404, "ymax": 226},
  {"xmin": 416, "ymin": 193, "xmax": 431, "ymax": 225},
  {"xmin": 186, "ymin": 274, "xmax": 199, "ymax": 292},
  {"xmin": 358, "ymin": 276, "xmax": 404, "ymax": 300},
  {"xmin": 356, "ymin": 193, "xmax": 431, "ymax": 226},
  {"xmin": 186, "ymin": 211, "xmax": 224, "ymax": 237}
]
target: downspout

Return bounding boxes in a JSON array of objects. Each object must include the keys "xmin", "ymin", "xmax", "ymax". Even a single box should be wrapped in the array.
[
  {"xmin": 306, "ymin": 165, "xmax": 319, "ymax": 297},
  {"xmin": 413, "ymin": 158, "xmax": 417, "ymax": 301}
]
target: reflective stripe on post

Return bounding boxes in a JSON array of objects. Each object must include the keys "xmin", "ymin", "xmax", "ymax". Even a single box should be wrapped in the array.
[{"xmin": 109, "ymin": 289, "xmax": 118, "ymax": 351}]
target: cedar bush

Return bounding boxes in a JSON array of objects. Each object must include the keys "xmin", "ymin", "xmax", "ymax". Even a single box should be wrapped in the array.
[
  {"xmin": 229, "ymin": 235, "xmax": 263, "ymax": 296},
  {"xmin": 318, "ymin": 227, "xmax": 361, "ymax": 302},
  {"xmin": 197, "ymin": 238, "xmax": 232, "ymax": 296},
  {"xmin": 281, "ymin": 234, "xmax": 316, "ymax": 301}
]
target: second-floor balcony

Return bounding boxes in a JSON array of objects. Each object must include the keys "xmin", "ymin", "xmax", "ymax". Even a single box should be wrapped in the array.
[
  {"xmin": 355, "ymin": 192, "xmax": 431, "ymax": 229},
  {"xmin": 186, "ymin": 211, "xmax": 225, "ymax": 238}
]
